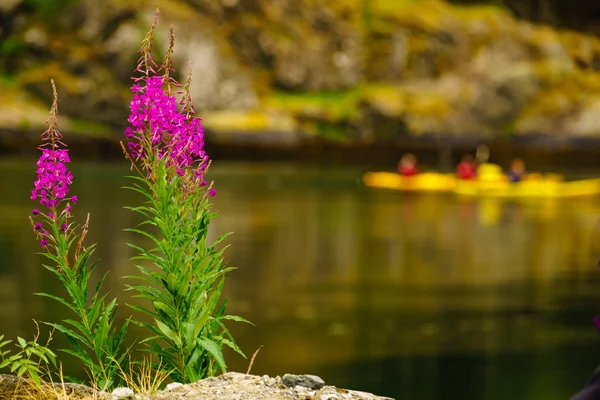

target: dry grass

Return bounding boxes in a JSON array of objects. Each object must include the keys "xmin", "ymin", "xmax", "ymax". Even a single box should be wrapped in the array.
[
  {"xmin": 1, "ymin": 355, "xmax": 174, "ymax": 399},
  {"xmin": 0, "ymin": 367, "xmax": 102, "ymax": 400},
  {"xmin": 112, "ymin": 356, "xmax": 172, "ymax": 396}
]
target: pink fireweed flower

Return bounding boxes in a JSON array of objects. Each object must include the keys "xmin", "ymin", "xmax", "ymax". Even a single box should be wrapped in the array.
[
  {"xmin": 32, "ymin": 148, "xmax": 73, "ymax": 209},
  {"xmin": 30, "ymin": 80, "xmax": 76, "ymax": 248},
  {"xmin": 31, "ymin": 80, "xmax": 74, "ymax": 212},
  {"xmin": 125, "ymin": 73, "xmax": 209, "ymax": 188},
  {"xmin": 125, "ymin": 19, "xmax": 214, "ymax": 196}
]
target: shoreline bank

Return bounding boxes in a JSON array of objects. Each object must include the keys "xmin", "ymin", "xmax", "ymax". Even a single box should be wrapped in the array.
[{"xmin": 3, "ymin": 128, "xmax": 600, "ymax": 171}]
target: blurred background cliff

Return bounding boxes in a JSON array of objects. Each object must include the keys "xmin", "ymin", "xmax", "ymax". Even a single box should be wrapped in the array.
[{"xmin": 3, "ymin": 0, "xmax": 600, "ymax": 145}]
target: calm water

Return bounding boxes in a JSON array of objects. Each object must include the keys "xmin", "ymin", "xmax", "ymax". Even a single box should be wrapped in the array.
[{"xmin": 2, "ymin": 157, "xmax": 600, "ymax": 399}]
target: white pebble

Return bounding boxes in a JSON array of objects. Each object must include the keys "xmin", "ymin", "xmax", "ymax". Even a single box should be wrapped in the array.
[
  {"xmin": 111, "ymin": 387, "xmax": 134, "ymax": 399},
  {"xmin": 166, "ymin": 382, "xmax": 183, "ymax": 391}
]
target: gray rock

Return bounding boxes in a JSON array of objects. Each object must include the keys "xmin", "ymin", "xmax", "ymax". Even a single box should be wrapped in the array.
[
  {"xmin": 165, "ymin": 382, "xmax": 183, "ymax": 391},
  {"xmin": 111, "ymin": 387, "xmax": 135, "ymax": 399},
  {"xmin": 222, "ymin": 371, "xmax": 252, "ymax": 380},
  {"xmin": 282, "ymin": 374, "xmax": 326, "ymax": 390}
]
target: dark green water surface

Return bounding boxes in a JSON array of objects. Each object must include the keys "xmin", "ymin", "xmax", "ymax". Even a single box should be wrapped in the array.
[{"xmin": 2, "ymin": 158, "xmax": 600, "ymax": 399}]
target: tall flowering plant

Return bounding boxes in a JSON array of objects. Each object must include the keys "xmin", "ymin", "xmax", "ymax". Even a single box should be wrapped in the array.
[
  {"xmin": 122, "ymin": 13, "xmax": 248, "ymax": 383},
  {"xmin": 30, "ymin": 81, "xmax": 130, "ymax": 390}
]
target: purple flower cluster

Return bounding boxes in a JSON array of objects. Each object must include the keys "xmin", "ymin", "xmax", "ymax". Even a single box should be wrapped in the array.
[
  {"xmin": 31, "ymin": 148, "xmax": 75, "ymax": 209},
  {"xmin": 125, "ymin": 75, "xmax": 209, "ymax": 184},
  {"xmin": 33, "ymin": 221, "xmax": 50, "ymax": 247},
  {"xmin": 30, "ymin": 81, "xmax": 79, "ymax": 248}
]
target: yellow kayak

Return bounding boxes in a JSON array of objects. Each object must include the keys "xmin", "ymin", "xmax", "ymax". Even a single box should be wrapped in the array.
[
  {"xmin": 453, "ymin": 178, "xmax": 600, "ymax": 198},
  {"xmin": 363, "ymin": 164, "xmax": 600, "ymax": 199},
  {"xmin": 362, "ymin": 171, "xmax": 457, "ymax": 192}
]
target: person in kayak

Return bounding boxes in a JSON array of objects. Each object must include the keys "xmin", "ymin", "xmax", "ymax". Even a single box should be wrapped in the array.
[
  {"xmin": 398, "ymin": 153, "xmax": 419, "ymax": 177},
  {"xmin": 456, "ymin": 154, "xmax": 477, "ymax": 180},
  {"xmin": 507, "ymin": 158, "xmax": 526, "ymax": 183}
]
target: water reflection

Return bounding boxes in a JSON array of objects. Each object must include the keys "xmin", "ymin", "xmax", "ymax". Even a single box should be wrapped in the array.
[{"xmin": 1, "ymin": 158, "xmax": 600, "ymax": 400}]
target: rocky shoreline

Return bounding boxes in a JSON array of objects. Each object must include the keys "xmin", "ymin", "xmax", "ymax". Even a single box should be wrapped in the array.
[{"xmin": 0, "ymin": 372, "xmax": 393, "ymax": 400}]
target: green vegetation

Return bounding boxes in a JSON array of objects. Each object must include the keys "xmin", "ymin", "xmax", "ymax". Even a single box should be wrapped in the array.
[
  {"xmin": 0, "ymin": 14, "xmax": 247, "ymax": 394},
  {"xmin": 0, "ymin": 329, "xmax": 56, "ymax": 386},
  {"xmin": 267, "ymin": 89, "xmax": 362, "ymax": 122},
  {"xmin": 24, "ymin": 0, "xmax": 81, "ymax": 19}
]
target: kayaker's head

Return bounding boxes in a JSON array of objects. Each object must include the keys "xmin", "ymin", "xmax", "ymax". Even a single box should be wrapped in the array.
[
  {"xmin": 461, "ymin": 154, "xmax": 474, "ymax": 164},
  {"xmin": 400, "ymin": 153, "xmax": 417, "ymax": 168},
  {"xmin": 476, "ymin": 144, "xmax": 490, "ymax": 164},
  {"xmin": 511, "ymin": 158, "xmax": 525, "ymax": 174}
]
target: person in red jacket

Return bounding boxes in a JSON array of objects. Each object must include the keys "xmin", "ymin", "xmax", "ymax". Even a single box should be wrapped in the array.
[
  {"xmin": 456, "ymin": 154, "xmax": 477, "ymax": 180},
  {"xmin": 398, "ymin": 153, "xmax": 419, "ymax": 177}
]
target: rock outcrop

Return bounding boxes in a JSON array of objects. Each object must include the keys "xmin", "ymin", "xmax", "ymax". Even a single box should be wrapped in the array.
[
  {"xmin": 3, "ymin": 0, "xmax": 600, "ymax": 141},
  {"xmin": 149, "ymin": 372, "xmax": 392, "ymax": 400},
  {"xmin": 0, "ymin": 372, "xmax": 393, "ymax": 400}
]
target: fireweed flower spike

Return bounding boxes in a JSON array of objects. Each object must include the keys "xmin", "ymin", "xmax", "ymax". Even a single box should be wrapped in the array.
[
  {"xmin": 30, "ymin": 80, "xmax": 73, "ymax": 247},
  {"xmin": 29, "ymin": 81, "xmax": 131, "ymax": 391},
  {"xmin": 122, "ymin": 10, "xmax": 248, "ymax": 384},
  {"xmin": 125, "ymin": 71, "xmax": 207, "ymax": 180}
]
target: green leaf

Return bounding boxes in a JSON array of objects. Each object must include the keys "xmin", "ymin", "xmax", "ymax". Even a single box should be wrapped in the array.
[
  {"xmin": 124, "ymin": 205, "xmax": 152, "ymax": 218},
  {"xmin": 28, "ymin": 369, "xmax": 41, "ymax": 386},
  {"xmin": 193, "ymin": 309, "xmax": 210, "ymax": 339},
  {"xmin": 221, "ymin": 338, "xmax": 246, "ymax": 358},
  {"xmin": 34, "ymin": 292, "xmax": 77, "ymax": 313},
  {"xmin": 125, "ymin": 228, "xmax": 162, "ymax": 247},
  {"xmin": 87, "ymin": 293, "xmax": 109, "ymax": 327},
  {"xmin": 126, "ymin": 285, "xmax": 168, "ymax": 303},
  {"xmin": 139, "ymin": 334, "xmax": 160, "ymax": 344},
  {"xmin": 28, "ymin": 348, "xmax": 49, "ymax": 364},
  {"xmin": 212, "ymin": 232, "xmax": 233, "ymax": 247},
  {"xmin": 219, "ymin": 315, "xmax": 254, "ymax": 325},
  {"xmin": 17, "ymin": 365, "xmax": 28, "ymax": 377},
  {"xmin": 196, "ymin": 337, "xmax": 227, "ymax": 373},
  {"xmin": 60, "ymin": 349, "xmax": 94, "ymax": 369},
  {"xmin": 8, "ymin": 354, "xmax": 22, "ymax": 362},
  {"xmin": 63, "ymin": 319, "xmax": 93, "ymax": 343},
  {"xmin": 126, "ymin": 303, "xmax": 159, "ymax": 319},
  {"xmin": 94, "ymin": 271, "xmax": 109, "ymax": 295},
  {"xmin": 155, "ymin": 320, "xmax": 180, "ymax": 347},
  {"xmin": 43, "ymin": 322, "xmax": 90, "ymax": 347},
  {"xmin": 153, "ymin": 301, "xmax": 174, "ymax": 316}
]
